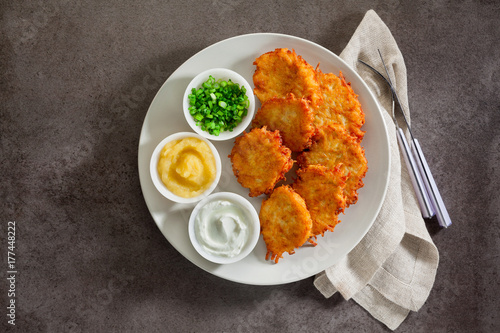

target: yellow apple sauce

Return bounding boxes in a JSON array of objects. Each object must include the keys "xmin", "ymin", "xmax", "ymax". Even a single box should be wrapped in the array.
[{"xmin": 157, "ymin": 137, "xmax": 216, "ymax": 198}]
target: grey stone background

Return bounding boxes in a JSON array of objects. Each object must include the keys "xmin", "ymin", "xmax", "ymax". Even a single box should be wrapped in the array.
[{"xmin": 1, "ymin": 1, "xmax": 499, "ymax": 332}]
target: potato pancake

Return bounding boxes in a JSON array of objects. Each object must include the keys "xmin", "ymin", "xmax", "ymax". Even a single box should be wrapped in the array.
[
  {"xmin": 313, "ymin": 69, "xmax": 365, "ymax": 141},
  {"xmin": 259, "ymin": 185, "xmax": 313, "ymax": 263},
  {"xmin": 293, "ymin": 165, "xmax": 347, "ymax": 237},
  {"xmin": 229, "ymin": 127, "xmax": 293, "ymax": 197},
  {"xmin": 228, "ymin": 49, "xmax": 370, "ymax": 263},
  {"xmin": 253, "ymin": 48, "xmax": 322, "ymax": 106},
  {"xmin": 252, "ymin": 93, "xmax": 315, "ymax": 152},
  {"xmin": 298, "ymin": 125, "xmax": 368, "ymax": 207}
]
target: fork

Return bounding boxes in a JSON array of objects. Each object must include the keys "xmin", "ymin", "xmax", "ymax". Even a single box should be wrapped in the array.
[{"xmin": 358, "ymin": 52, "xmax": 452, "ymax": 228}]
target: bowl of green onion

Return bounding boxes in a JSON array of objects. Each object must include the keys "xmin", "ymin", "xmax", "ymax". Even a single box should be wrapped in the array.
[{"xmin": 183, "ymin": 68, "xmax": 256, "ymax": 141}]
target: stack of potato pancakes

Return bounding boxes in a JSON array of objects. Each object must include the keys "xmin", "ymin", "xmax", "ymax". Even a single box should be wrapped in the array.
[{"xmin": 229, "ymin": 48, "xmax": 367, "ymax": 263}]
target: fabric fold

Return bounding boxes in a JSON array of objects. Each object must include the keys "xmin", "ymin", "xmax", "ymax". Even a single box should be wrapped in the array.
[{"xmin": 314, "ymin": 9, "xmax": 439, "ymax": 330}]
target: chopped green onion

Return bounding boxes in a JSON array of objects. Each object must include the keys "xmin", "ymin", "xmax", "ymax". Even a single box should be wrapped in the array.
[{"xmin": 187, "ymin": 75, "xmax": 250, "ymax": 136}]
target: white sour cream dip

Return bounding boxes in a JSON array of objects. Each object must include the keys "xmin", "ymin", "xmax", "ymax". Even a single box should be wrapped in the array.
[{"xmin": 194, "ymin": 199, "xmax": 250, "ymax": 258}]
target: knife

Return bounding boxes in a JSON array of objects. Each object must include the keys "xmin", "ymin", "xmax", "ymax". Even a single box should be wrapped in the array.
[{"xmin": 359, "ymin": 53, "xmax": 452, "ymax": 228}]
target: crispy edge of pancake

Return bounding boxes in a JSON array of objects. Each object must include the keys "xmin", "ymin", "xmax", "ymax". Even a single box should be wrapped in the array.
[
  {"xmin": 293, "ymin": 165, "xmax": 347, "ymax": 238},
  {"xmin": 252, "ymin": 93, "xmax": 315, "ymax": 152},
  {"xmin": 297, "ymin": 124, "xmax": 368, "ymax": 207},
  {"xmin": 229, "ymin": 127, "xmax": 293, "ymax": 197},
  {"xmin": 313, "ymin": 68, "xmax": 365, "ymax": 142},
  {"xmin": 253, "ymin": 48, "xmax": 322, "ymax": 106},
  {"xmin": 259, "ymin": 185, "xmax": 313, "ymax": 263}
]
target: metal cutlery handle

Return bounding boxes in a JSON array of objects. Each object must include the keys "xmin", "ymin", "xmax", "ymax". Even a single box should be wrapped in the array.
[
  {"xmin": 396, "ymin": 128, "xmax": 435, "ymax": 218},
  {"xmin": 411, "ymin": 139, "xmax": 452, "ymax": 227}
]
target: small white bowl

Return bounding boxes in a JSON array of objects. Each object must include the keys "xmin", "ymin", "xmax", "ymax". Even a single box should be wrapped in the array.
[
  {"xmin": 188, "ymin": 192, "xmax": 260, "ymax": 264},
  {"xmin": 150, "ymin": 132, "xmax": 222, "ymax": 204},
  {"xmin": 183, "ymin": 68, "xmax": 256, "ymax": 141}
]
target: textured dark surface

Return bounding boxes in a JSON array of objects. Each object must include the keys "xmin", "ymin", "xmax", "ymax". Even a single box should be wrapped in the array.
[{"xmin": 1, "ymin": 1, "xmax": 499, "ymax": 332}]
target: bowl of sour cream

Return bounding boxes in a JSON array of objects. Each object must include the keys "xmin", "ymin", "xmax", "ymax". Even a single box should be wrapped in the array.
[{"xmin": 188, "ymin": 192, "xmax": 260, "ymax": 264}]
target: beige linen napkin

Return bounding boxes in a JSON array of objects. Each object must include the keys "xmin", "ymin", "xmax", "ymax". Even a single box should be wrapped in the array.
[{"xmin": 314, "ymin": 10, "xmax": 439, "ymax": 330}]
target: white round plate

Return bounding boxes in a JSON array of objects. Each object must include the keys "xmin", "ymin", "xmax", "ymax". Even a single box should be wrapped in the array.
[{"xmin": 138, "ymin": 33, "xmax": 390, "ymax": 285}]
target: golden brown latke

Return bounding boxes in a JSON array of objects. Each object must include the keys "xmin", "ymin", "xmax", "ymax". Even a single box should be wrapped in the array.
[
  {"xmin": 229, "ymin": 127, "xmax": 293, "ymax": 197},
  {"xmin": 313, "ymin": 69, "xmax": 365, "ymax": 141},
  {"xmin": 259, "ymin": 185, "xmax": 313, "ymax": 263},
  {"xmin": 252, "ymin": 93, "xmax": 315, "ymax": 152},
  {"xmin": 293, "ymin": 165, "xmax": 347, "ymax": 237},
  {"xmin": 253, "ymin": 48, "xmax": 322, "ymax": 106},
  {"xmin": 297, "ymin": 125, "xmax": 368, "ymax": 207}
]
